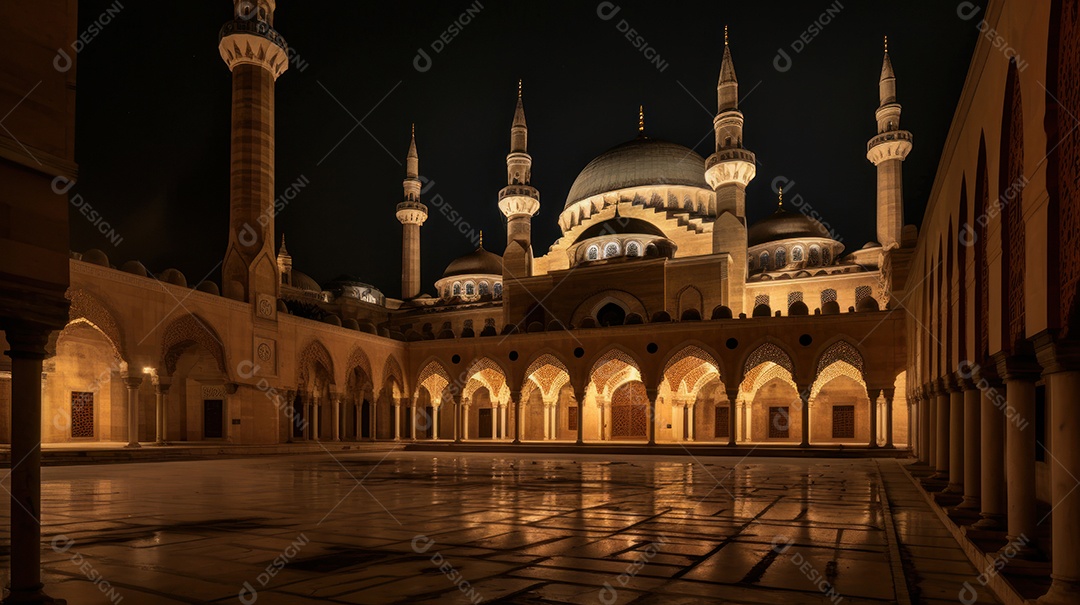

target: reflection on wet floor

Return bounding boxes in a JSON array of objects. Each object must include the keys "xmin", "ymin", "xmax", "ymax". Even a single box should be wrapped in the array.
[{"xmin": 0, "ymin": 453, "xmax": 999, "ymax": 604}]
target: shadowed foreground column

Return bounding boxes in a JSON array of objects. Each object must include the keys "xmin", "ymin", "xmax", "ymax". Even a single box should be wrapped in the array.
[{"xmin": 4, "ymin": 328, "xmax": 66, "ymax": 604}]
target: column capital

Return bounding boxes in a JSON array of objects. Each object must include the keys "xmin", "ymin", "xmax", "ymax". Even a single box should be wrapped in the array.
[
  {"xmin": 154, "ymin": 380, "xmax": 171, "ymax": 395},
  {"xmin": 1, "ymin": 324, "xmax": 51, "ymax": 360},
  {"xmin": 121, "ymin": 374, "xmax": 143, "ymax": 389},
  {"xmin": 992, "ymin": 351, "xmax": 1043, "ymax": 383},
  {"xmin": 1033, "ymin": 329, "xmax": 1080, "ymax": 374}
]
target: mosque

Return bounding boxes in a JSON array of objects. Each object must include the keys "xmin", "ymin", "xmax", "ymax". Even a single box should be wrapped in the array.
[{"xmin": 3, "ymin": 0, "xmax": 1079, "ymax": 602}]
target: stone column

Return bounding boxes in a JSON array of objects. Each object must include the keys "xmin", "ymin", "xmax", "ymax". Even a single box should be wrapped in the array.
[
  {"xmin": 687, "ymin": 402, "xmax": 696, "ymax": 442},
  {"xmin": 511, "ymin": 390, "xmax": 522, "ymax": 444},
  {"xmin": 4, "ymin": 327, "xmax": 66, "ymax": 604},
  {"xmin": 285, "ymin": 390, "xmax": 296, "ymax": 443},
  {"xmin": 868, "ymin": 387, "xmax": 881, "ymax": 448},
  {"xmin": 123, "ymin": 373, "xmax": 143, "ymax": 449},
  {"xmin": 453, "ymin": 395, "xmax": 461, "ymax": 443},
  {"xmin": 726, "ymin": 388, "xmax": 740, "ymax": 446},
  {"xmin": 959, "ymin": 378, "xmax": 982, "ymax": 510},
  {"xmin": 946, "ymin": 381, "xmax": 965, "ymax": 494},
  {"xmin": 1037, "ymin": 345, "xmax": 1080, "ymax": 603},
  {"xmin": 431, "ymin": 402, "xmax": 440, "ymax": 440},
  {"xmin": 410, "ymin": 399, "xmax": 418, "ymax": 440},
  {"xmin": 574, "ymin": 387, "xmax": 585, "ymax": 445},
  {"xmin": 542, "ymin": 402, "xmax": 551, "ymax": 440},
  {"xmin": 799, "ymin": 385, "xmax": 811, "ymax": 447},
  {"xmin": 920, "ymin": 390, "xmax": 932, "ymax": 463},
  {"xmin": 354, "ymin": 401, "xmax": 361, "ymax": 441},
  {"xmin": 973, "ymin": 372, "xmax": 1006, "ymax": 529},
  {"xmin": 331, "ymin": 395, "xmax": 341, "ymax": 441},
  {"xmin": 646, "ymin": 387, "xmax": 658, "ymax": 445},
  {"xmin": 883, "ymin": 388, "xmax": 895, "ymax": 448},
  {"xmin": 996, "ymin": 355, "xmax": 1040, "ymax": 557},
  {"xmin": 500, "ymin": 404, "xmax": 508, "ymax": 440},
  {"xmin": 600, "ymin": 399, "xmax": 611, "ymax": 441},
  {"xmin": 369, "ymin": 397, "xmax": 377, "ymax": 441},
  {"xmin": 933, "ymin": 386, "xmax": 950, "ymax": 479},
  {"xmin": 461, "ymin": 399, "xmax": 470, "ymax": 441},
  {"xmin": 928, "ymin": 387, "xmax": 938, "ymax": 466},
  {"xmin": 154, "ymin": 377, "xmax": 170, "ymax": 446},
  {"xmin": 393, "ymin": 400, "xmax": 401, "ymax": 441}
]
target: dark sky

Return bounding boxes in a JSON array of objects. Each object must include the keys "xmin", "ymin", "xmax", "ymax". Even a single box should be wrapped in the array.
[{"xmin": 70, "ymin": 0, "xmax": 986, "ymax": 297}]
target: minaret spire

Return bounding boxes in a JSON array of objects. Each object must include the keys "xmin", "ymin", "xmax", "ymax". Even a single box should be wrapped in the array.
[
  {"xmin": 867, "ymin": 37, "xmax": 913, "ymax": 251},
  {"xmin": 705, "ymin": 24, "xmax": 756, "ymax": 317},
  {"xmin": 499, "ymin": 80, "xmax": 542, "ymax": 312},
  {"xmin": 397, "ymin": 125, "xmax": 428, "ymax": 299},
  {"xmin": 718, "ymin": 26, "xmax": 739, "ymax": 112},
  {"xmin": 638, "ymin": 105, "xmax": 645, "ymax": 136}
]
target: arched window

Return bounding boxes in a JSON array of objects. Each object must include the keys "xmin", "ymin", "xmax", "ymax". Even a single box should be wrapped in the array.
[
  {"xmin": 791, "ymin": 246, "xmax": 804, "ymax": 262},
  {"xmin": 465, "ymin": 282, "xmax": 476, "ymax": 296},
  {"xmin": 586, "ymin": 245, "xmax": 599, "ymax": 261},
  {"xmin": 808, "ymin": 246, "xmax": 821, "ymax": 266},
  {"xmin": 822, "ymin": 248, "xmax": 832, "ymax": 266},
  {"xmin": 625, "ymin": 241, "xmax": 641, "ymax": 257},
  {"xmin": 452, "ymin": 282, "xmax": 461, "ymax": 296},
  {"xmin": 478, "ymin": 281, "xmax": 489, "ymax": 296},
  {"xmin": 493, "ymin": 282, "xmax": 503, "ymax": 297},
  {"xmin": 604, "ymin": 242, "xmax": 620, "ymax": 258},
  {"xmin": 775, "ymin": 247, "xmax": 787, "ymax": 268},
  {"xmin": 821, "ymin": 289, "xmax": 837, "ymax": 304},
  {"xmin": 760, "ymin": 251, "xmax": 770, "ymax": 270},
  {"xmin": 855, "ymin": 285, "xmax": 872, "ymax": 304}
]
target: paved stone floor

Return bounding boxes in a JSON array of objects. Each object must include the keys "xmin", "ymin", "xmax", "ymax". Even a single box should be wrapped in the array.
[{"xmin": 0, "ymin": 453, "xmax": 1001, "ymax": 604}]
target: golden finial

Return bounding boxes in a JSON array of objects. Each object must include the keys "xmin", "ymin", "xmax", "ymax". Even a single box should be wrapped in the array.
[
  {"xmin": 411, "ymin": 122, "xmax": 415, "ymax": 137},
  {"xmin": 725, "ymin": 25, "xmax": 729, "ymax": 46},
  {"xmin": 638, "ymin": 105, "xmax": 645, "ymax": 133},
  {"xmin": 884, "ymin": 35, "xmax": 889, "ymax": 53},
  {"xmin": 479, "ymin": 230, "xmax": 483, "ymax": 248},
  {"xmin": 517, "ymin": 79, "xmax": 522, "ymax": 99},
  {"xmin": 778, "ymin": 186, "xmax": 784, "ymax": 208}
]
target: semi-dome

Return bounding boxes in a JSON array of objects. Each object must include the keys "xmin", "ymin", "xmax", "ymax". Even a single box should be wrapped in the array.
[
  {"xmin": 443, "ymin": 246, "xmax": 503, "ymax": 278},
  {"xmin": 748, "ymin": 207, "xmax": 834, "ymax": 247},
  {"xmin": 565, "ymin": 138, "xmax": 710, "ymax": 210},
  {"xmin": 574, "ymin": 217, "xmax": 666, "ymax": 243}
]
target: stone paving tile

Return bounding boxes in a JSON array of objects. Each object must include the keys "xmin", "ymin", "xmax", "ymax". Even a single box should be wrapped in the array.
[{"xmin": 0, "ymin": 453, "xmax": 1006, "ymax": 604}]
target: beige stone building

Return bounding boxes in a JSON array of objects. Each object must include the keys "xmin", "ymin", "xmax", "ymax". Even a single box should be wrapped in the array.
[{"xmin": 0, "ymin": 0, "xmax": 916, "ymax": 454}]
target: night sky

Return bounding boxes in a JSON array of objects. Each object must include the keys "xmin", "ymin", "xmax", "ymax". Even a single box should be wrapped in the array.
[{"xmin": 70, "ymin": 0, "xmax": 986, "ymax": 298}]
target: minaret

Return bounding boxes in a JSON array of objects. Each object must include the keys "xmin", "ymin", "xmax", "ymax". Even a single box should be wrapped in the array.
[
  {"xmin": 218, "ymin": 0, "xmax": 289, "ymax": 311},
  {"xmin": 276, "ymin": 234, "xmax": 292, "ymax": 287},
  {"xmin": 396, "ymin": 126, "xmax": 428, "ymax": 300},
  {"xmin": 498, "ymin": 81, "xmax": 541, "ymax": 315},
  {"xmin": 867, "ymin": 36, "xmax": 913, "ymax": 251},
  {"xmin": 704, "ymin": 27, "xmax": 756, "ymax": 314}
]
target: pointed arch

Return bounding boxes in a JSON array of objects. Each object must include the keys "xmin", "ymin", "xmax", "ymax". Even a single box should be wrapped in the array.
[
  {"xmin": 462, "ymin": 357, "xmax": 509, "ymax": 402},
  {"xmin": 160, "ymin": 313, "xmax": 228, "ymax": 378},
  {"xmin": 1000, "ymin": 58, "xmax": 1027, "ymax": 353},
  {"xmin": 814, "ymin": 339, "xmax": 866, "ymax": 379},
  {"xmin": 742, "ymin": 341, "xmax": 795, "ymax": 377},
  {"xmin": 415, "ymin": 359, "xmax": 451, "ymax": 402},
  {"xmin": 588, "ymin": 346, "xmax": 643, "ymax": 397},
  {"xmin": 523, "ymin": 353, "xmax": 571, "ymax": 401},
  {"xmin": 297, "ymin": 339, "xmax": 335, "ymax": 386},
  {"xmin": 957, "ymin": 178, "xmax": 969, "ymax": 362},
  {"xmin": 345, "ymin": 347, "xmax": 374, "ymax": 385},
  {"xmin": 381, "ymin": 355, "xmax": 405, "ymax": 397},
  {"xmin": 946, "ymin": 216, "xmax": 955, "ymax": 370},
  {"xmin": 662, "ymin": 344, "xmax": 722, "ymax": 395},
  {"xmin": 810, "ymin": 360, "xmax": 867, "ymax": 400},
  {"xmin": 66, "ymin": 289, "xmax": 125, "ymax": 361},
  {"xmin": 975, "ymin": 134, "xmax": 991, "ymax": 361}
]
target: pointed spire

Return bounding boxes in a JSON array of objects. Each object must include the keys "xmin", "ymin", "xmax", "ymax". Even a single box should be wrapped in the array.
[
  {"xmin": 777, "ymin": 186, "xmax": 784, "ymax": 209},
  {"xmin": 406, "ymin": 124, "xmax": 419, "ymax": 179},
  {"xmin": 638, "ymin": 105, "xmax": 645, "ymax": 136},
  {"xmin": 718, "ymin": 26, "xmax": 738, "ymax": 112},
  {"xmin": 511, "ymin": 80, "xmax": 528, "ymax": 153},
  {"xmin": 278, "ymin": 233, "xmax": 289, "ymax": 256},
  {"xmin": 879, "ymin": 36, "xmax": 897, "ymax": 105},
  {"xmin": 479, "ymin": 230, "xmax": 484, "ymax": 249}
]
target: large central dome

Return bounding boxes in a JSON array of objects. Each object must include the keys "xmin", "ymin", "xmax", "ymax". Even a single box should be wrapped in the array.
[{"xmin": 564, "ymin": 138, "xmax": 710, "ymax": 210}]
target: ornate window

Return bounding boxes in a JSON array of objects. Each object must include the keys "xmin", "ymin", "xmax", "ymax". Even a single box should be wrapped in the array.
[
  {"xmin": 478, "ymin": 281, "xmax": 489, "ymax": 296},
  {"xmin": 822, "ymin": 248, "xmax": 832, "ymax": 266},
  {"xmin": 808, "ymin": 246, "xmax": 821, "ymax": 266},
  {"xmin": 754, "ymin": 294, "xmax": 770, "ymax": 308},
  {"xmin": 855, "ymin": 285, "xmax": 872, "ymax": 304},
  {"xmin": 625, "ymin": 241, "xmax": 641, "ymax": 257},
  {"xmin": 493, "ymin": 282, "xmax": 503, "ymax": 297},
  {"xmin": 832, "ymin": 405, "xmax": 855, "ymax": 438},
  {"xmin": 71, "ymin": 392, "xmax": 94, "ymax": 438},
  {"xmin": 604, "ymin": 242, "xmax": 620, "ymax": 258},
  {"xmin": 760, "ymin": 251, "xmax": 770, "ymax": 270},
  {"xmin": 792, "ymin": 246, "xmax": 804, "ymax": 262},
  {"xmin": 821, "ymin": 289, "xmax": 837, "ymax": 304},
  {"xmin": 452, "ymin": 282, "xmax": 461, "ymax": 297},
  {"xmin": 586, "ymin": 245, "xmax": 599, "ymax": 261},
  {"xmin": 465, "ymin": 281, "xmax": 476, "ymax": 296},
  {"xmin": 787, "ymin": 291, "xmax": 803, "ymax": 306},
  {"xmin": 775, "ymin": 247, "xmax": 787, "ymax": 268}
]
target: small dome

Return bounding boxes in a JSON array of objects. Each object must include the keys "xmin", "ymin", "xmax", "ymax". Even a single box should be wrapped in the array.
[
  {"xmin": 748, "ymin": 208, "xmax": 833, "ymax": 247},
  {"xmin": 443, "ymin": 246, "xmax": 502, "ymax": 278},
  {"xmin": 291, "ymin": 270, "xmax": 322, "ymax": 292},
  {"xmin": 565, "ymin": 138, "xmax": 710, "ymax": 210},
  {"xmin": 82, "ymin": 249, "xmax": 110, "ymax": 267}
]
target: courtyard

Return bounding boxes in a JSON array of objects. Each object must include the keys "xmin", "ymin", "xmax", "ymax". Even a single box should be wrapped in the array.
[{"xmin": 1, "ymin": 452, "xmax": 997, "ymax": 604}]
